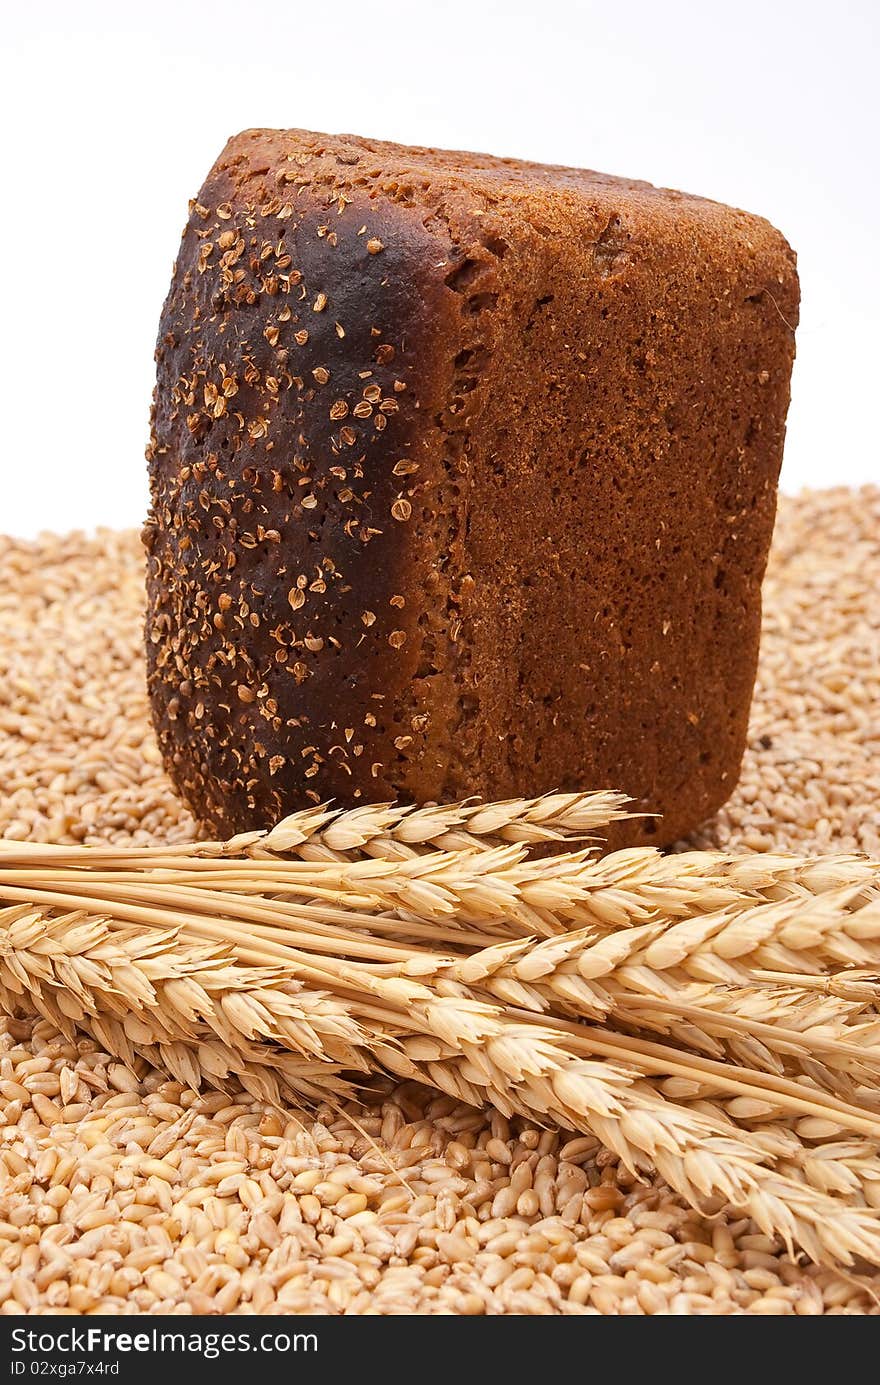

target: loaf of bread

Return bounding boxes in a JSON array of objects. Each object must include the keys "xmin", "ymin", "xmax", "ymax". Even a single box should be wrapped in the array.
[{"xmin": 145, "ymin": 128, "xmax": 799, "ymax": 845}]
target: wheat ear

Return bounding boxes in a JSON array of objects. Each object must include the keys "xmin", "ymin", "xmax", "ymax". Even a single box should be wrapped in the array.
[{"xmin": 0, "ymin": 903, "xmax": 364, "ymax": 1106}]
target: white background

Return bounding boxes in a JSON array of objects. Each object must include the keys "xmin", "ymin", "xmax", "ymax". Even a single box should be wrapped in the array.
[{"xmin": 1, "ymin": 0, "xmax": 877, "ymax": 537}]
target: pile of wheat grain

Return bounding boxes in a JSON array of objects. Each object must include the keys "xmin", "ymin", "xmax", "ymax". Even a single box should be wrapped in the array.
[{"xmin": 0, "ymin": 488, "xmax": 878, "ymax": 1315}]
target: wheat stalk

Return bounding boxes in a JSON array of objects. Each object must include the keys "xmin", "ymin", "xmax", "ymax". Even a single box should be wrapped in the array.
[
  {"xmin": 5, "ymin": 851, "xmax": 880, "ymax": 1090},
  {"xmin": 0, "ymin": 792, "xmax": 632, "ymax": 867},
  {"xmin": 6, "ymin": 848, "xmax": 880, "ymax": 1104},
  {"xmin": 0, "ymin": 843, "xmax": 600, "ymax": 939},
  {"xmin": 2, "ymin": 837, "xmax": 876, "ymax": 940},
  {"xmin": 7, "ymin": 862, "xmax": 879, "ymax": 1069},
  {"xmin": 0, "ymin": 903, "xmax": 366, "ymax": 1105},
  {"xmin": 442, "ymin": 898, "xmax": 880, "ymax": 1083},
  {"xmin": 256, "ymin": 790, "xmax": 635, "ymax": 856},
  {"xmin": 6, "ymin": 890, "xmax": 880, "ymax": 1265},
  {"xmin": 5, "ymin": 827, "xmax": 880, "ymax": 1267}
]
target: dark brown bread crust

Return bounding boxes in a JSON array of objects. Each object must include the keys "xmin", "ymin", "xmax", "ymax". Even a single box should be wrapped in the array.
[{"xmin": 145, "ymin": 129, "xmax": 798, "ymax": 845}]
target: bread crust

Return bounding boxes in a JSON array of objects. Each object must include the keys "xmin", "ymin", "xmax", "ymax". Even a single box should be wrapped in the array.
[{"xmin": 146, "ymin": 129, "xmax": 799, "ymax": 843}]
